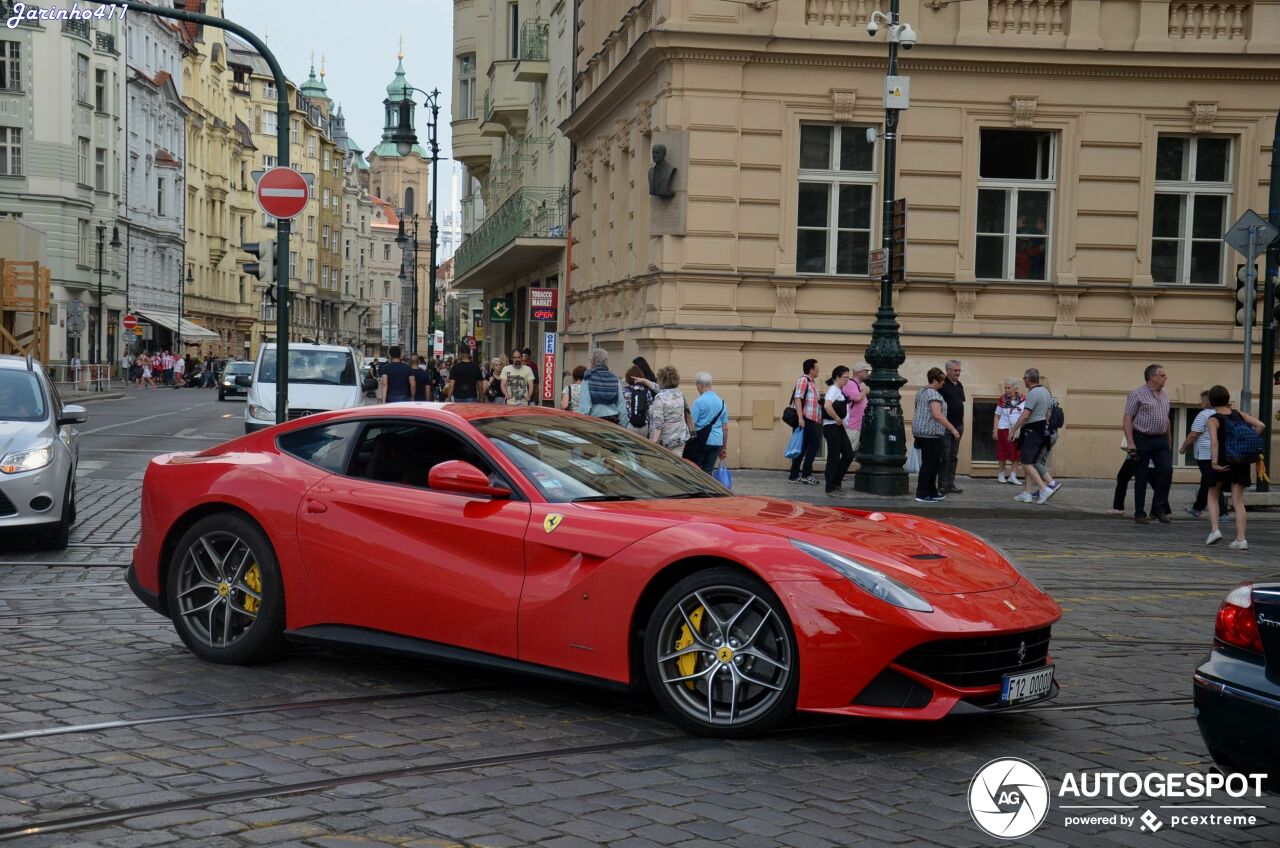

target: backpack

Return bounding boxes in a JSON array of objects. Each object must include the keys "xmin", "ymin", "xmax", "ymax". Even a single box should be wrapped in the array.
[
  {"xmin": 1221, "ymin": 411, "xmax": 1264, "ymax": 466},
  {"xmin": 626, "ymin": 384, "xmax": 652, "ymax": 428},
  {"xmin": 1047, "ymin": 398, "xmax": 1065, "ymax": 432}
]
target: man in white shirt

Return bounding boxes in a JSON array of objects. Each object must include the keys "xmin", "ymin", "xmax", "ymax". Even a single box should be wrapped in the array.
[{"xmin": 172, "ymin": 355, "xmax": 186, "ymax": 389}]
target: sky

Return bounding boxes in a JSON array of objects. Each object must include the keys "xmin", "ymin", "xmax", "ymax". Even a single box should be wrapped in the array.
[{"xmin": 224, "ymin": 0, "xmax": 456, "ymax": 160}]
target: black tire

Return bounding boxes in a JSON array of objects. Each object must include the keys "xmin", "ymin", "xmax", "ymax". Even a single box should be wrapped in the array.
[
  {"xmin": 41, "ymin": 475, "xmax": 74, "ymax": 550},
  {"xmin": 218, "ymin": 390, "xmax": 225, "ymax": 401},
  {"xmin": 643, "ymin": 567, "xmax": 799, "ymax": 737},
  {"xmin": 166, "ymin": 513, "xmax": 286, "ymax": 664}
]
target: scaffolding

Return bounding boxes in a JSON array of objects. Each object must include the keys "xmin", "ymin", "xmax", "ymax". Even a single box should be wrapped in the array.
[{"xmin": 0, "ymin": 259, "xmax": 51, "ymax": 363}]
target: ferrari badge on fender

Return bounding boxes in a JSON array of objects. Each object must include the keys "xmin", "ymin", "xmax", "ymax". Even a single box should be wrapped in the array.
[{"xmin": 544, "ymin": 513, "xmax": 564, "ymax": 534}]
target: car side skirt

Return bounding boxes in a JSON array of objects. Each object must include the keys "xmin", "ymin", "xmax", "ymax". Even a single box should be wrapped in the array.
[{"xmin": 287, "ymin": 624, "xmax": 634, "ymax": 694}]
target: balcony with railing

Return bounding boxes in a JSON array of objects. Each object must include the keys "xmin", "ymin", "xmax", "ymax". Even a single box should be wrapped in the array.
[
  {"xmin": 515, "ymin": 19, "xmax": 550, "ymax": 82},
  {"xmin": 94, "ymin": 32, "xmax": 118, "ymax": 54},
  {"xmin": 454, "ymin": 187, "xmax": 567, "ymax": 290},
  {"xmin": 62, "ymin": 18, "xmax": 90, "ymax": 39}
]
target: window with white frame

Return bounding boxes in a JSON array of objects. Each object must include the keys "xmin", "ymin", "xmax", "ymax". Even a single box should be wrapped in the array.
[
  {"xmin": 263, "ymin": 81, "xmax": 277, "ymax": 99},
  {"xmin": 975, "ymin": 129, "xmax": 1056, "ymax": 281},
  {"xmin": 77, "ymin": 137, "xmax": 89, "ymax": 183},
  {"xmin": 94, "ymin": 147, "xmax": 106, "ymax": 190},
  {"xmin": 322, "ymin": 150, "xmax": 330, "ymax": 171},
  {"xmin": 290, "ymin": 119, "xmax": 300, "ymax": 144},
  {"xmin": 458, "ymin": 53, "xmax": 476, "ymax": 120},
  {"xmin": 795, "ymin": 124, "xmax": 877, "ymax": 276},
  {"xmin": 263, "ymin": 153, "xmax": 277, "ymax": 168},
  {"xmin": 0, "ymin": 41, "xmax": 20, "ymax": 91},
  {"xmin": 1151, "ymin": 135, "xmax": 1232, "ymax": 286},
  {"xmin": 77, "ymin": 55, "xmax": 89, "ymax": 102},
  {"xmin": 307, "ymin": 134, "xmax": 317, "ymax": 158},
  {"xmin": 322, "ymin": 224, "xmax": 330, "ymax": 249},
  {"xmin": 0, "ymin": 127, "xmax": 18, "ymax": 176},
  {"xmin": 307, "ymin": 257, "xmax": 315, "ymax": 284},
  {"xmin": 157, "ymin": 177, "xmax": 165, "ymax": 215},
  {"xmin": 262, "ymin": 109, "xmax": 277, "ymax": 136},
  {"xmin": 307, "ymin": 216, "xmax": 315, "ymax": 240},
  {"xmin": 78, "ymin": 219, "xmax": 90, "ymax": 265},
  {"xmin": 94, "ymin": 68, "xmax": 107, "ymax": 112}
]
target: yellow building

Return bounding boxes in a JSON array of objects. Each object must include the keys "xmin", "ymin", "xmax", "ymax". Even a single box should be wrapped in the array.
[
  {"xmin": 451, "ymin": 0, "xmax": 571, "ymax": 362},
  {"xmin": 562, "ymin": 0, "xmax": 1280, "ymax": 480},
  {"xmin": 179, "ymin": 0, "xmax": 249, "ymax": 356}
]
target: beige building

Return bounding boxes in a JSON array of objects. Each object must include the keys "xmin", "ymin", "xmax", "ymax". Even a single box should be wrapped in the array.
[
  {"xmin": 452, "ymin": 0, "xmax": 571, "ymax": 365},
  {"xmin": 563, "ymin": 0, "xmax": 1280, "ymax": 479}
]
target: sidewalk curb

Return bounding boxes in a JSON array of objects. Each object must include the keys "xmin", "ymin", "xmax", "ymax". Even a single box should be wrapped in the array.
[{"xmin": 64, "ymin": 392, "xmax": 126, "ymax": 404}]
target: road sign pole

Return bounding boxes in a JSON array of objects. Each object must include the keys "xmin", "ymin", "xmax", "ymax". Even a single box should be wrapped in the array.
[
  {"xmin": 121, "ymin": 3, "xmax": 291, "ymax": 424},
  {"xmin": 1243, "ymin": 226, "xmax": 1258, "ymax": 414},
  {"xmin": 1259, "ymin": 112, "xmax": 1280, "ymax": 492}
]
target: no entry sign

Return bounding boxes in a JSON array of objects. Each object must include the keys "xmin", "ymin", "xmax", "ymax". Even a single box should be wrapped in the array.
[
  {"xmin": 256, "ymin": 167, "xmax": 309, "ymax": 220},
  {"xmin": 122, "ymin": 314, "xmax": 137, "ymax": 331}
]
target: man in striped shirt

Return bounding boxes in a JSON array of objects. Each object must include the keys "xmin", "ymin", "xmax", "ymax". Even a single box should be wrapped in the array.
[{"xmin": 1123, "ymin": 363, "xmax": 1172, "ymax": 524}]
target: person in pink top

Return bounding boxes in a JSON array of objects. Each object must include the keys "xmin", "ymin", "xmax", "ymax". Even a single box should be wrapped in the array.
[{"xmin": 842, "ymin": 362, "xmax": 871, "ymax": 461}]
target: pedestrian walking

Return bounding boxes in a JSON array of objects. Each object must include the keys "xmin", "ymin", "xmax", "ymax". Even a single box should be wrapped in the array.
[
  {"xmin": 822, "ymin": 366, "xmax": 855, "ymax": 497},
  {"xmin": 994, "ymin": 379, "xmax": 1024, "ymax": 484},
  {"xmin": 688, "ymin": 372, "xmax": 728, "ymax": 474},
  {"xmin": 787, "ymin": 358, "xmax": 822, "ymax": 485},
  {"xmin": 1179, "ymin": 391, "xmax": 1228, "ymax": 519},
  {"xmin": 1204, "ymin": 384, "xmax": 1266, "ymax": 549},
  {"xmin": 379, "ymin": 346, "xmax": 415, "ymax": 403},
  {"xmin": 647, "ymin": 366, "xmax": 692, "ymax": 454},
  {"xmin": 561, "ymin": 365, "xmax": 586, "ymax": 411},
  {"xmin": 69, "ymin": 354, "xmax": 81, "ymax": 389},
  {"xmin": 1122, "ymin": 363, "xmax": 1173, "ymax": 524},
  {"xmin": 624, "ymin": 365, "xmax": 658, "ymax": 435},
  {"xmin": 409, "ymin": 354, "xmax": 430, "ymax": 402},
  {"xmin": 501, "ymin": 349, "xmax": 537, "ymax": 407},
  {"xmin": 172, "ymin": 354, "xmax": 186, "ymax": 389},
  {"xmin": 912, "ymin": 367, "xmax": 960, "ymax": 503},
  {"xmin": 445, "ymin": 347, "xmax": 485, "ymax": 402},
  {"xmin": 1009, "ymin": 368, "xmax": 1061, "ymax": 505},
  {"xmin": 486, "ymin": 356, "xmax": 507, "ymax": 404},
  {"xmin": 1109, "ymin": 437, "xmax": 1139, "ymax": 515},
  {"xmin": 577, "ymin": 348, "xmax": 624, "ymax": 421},
  {"xmin": 938, "ymin": 359, "xmax": 966, "ymax": 494},
  {"xmin": 139, "ymin": 353, "xmax": 154, "ymax": 389},
  {"xmin": 202, "ymin": 354, "xmax": 217, "ymax": 388},
  {"xmin": 842, "ymin": 362, "xmax": 870, "ymax": 465},
  {"xmin": 120, "ymin": 351, "xmax": 132, "ymax": 384}
]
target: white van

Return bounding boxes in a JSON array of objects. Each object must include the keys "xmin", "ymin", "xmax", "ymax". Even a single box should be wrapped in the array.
[{"xmin": 242, "ymin": 343, "xmax": 374, "ymax": 433}]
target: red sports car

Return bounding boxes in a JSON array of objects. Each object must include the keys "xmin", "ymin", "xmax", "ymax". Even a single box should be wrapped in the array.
[{"xmin": 128, "ymin": 404, "xmax": 1061, "ymax": 737}]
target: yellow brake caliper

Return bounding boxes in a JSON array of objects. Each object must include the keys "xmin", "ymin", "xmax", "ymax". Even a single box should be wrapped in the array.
[
  {"xmin": 675, "ymin": 606, "xmax": 704, "ymax": 688},
  {"xmin": 242, "ymin": 564, "xmax": 262, "ymax": 614}
]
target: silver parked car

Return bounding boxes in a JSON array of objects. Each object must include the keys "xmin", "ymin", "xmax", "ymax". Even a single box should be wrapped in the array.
[{"xmin": 0, "ymin": 355, "xmax": 87, "ymax": 548}]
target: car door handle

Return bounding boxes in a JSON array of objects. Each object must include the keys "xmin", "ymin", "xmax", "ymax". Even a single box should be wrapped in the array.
[{"xmin": 304, "ymin": 499, "xmax": 328, "ymax": 514}]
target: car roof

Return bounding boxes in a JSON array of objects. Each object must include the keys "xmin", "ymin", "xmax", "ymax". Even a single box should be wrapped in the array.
[
  {"xmin": 0, "ymin": 355, "xmax": 41, "ymax": 371},
  {"xmin": 277, "ymin": 402, "xmax": 581, "ymax": 430},
  {"xmin": 258, "ymin": 343, "xmax": 355, "ymax": 353}
]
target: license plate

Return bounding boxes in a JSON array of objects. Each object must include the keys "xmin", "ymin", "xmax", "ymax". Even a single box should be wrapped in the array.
[{"xmin": 1001, "ymin": 666, "xmax": 1054, "ymax": 706}]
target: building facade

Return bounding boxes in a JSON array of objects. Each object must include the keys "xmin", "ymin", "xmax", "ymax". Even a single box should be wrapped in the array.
[
  {"xmin": 369, "ymin": 195, "xmax": 403, "ymax": 353},
  {"xmin": 332, "ymin": 105, "xmax": 375, "ymax": 352},
  {"xmin": 0, "ymin": 6, "xmax": 128, "ymax": 366},
  {"xmin": 451, "ymin": 0, "xmax": 571, "ymax": 366},
  {"xmin": 123, "ymin": 0, "xmax": 189, "ymax": 353},
  {"xmin": 563, "ymin": 0, "xmax": 1280, "ymax": 479}
]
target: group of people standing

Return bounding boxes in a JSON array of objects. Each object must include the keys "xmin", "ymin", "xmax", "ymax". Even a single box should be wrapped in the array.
[
  {"xmin": 376, "ymin": 346, "xmax": 487, "ymax": 404},
  {"xmin": 121, "ymin": 350, "xmax": 189, "ymax": 389},
  {"xmin": 785, "ymin": 358, "xmax": 870, "ymax": 496},
  {"xmin": 1117, "ymin": 363, "xmax": 1266, "ymax": 550}
]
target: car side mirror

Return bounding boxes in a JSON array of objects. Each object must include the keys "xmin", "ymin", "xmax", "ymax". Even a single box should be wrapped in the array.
[
  {"xmin": 427, "ymin": 460, "xmax": 512, "ymax": 499},
  {"xmin": 57, "ymin": 404, "xmax": 88, "ymax": 426},
  {"xmin": 234, "ymin": 375, "xmax": 252, "ymax": 388},
  {"xmin": 362, "ymin": 377, "xmax": 378, "ymax": 392}
]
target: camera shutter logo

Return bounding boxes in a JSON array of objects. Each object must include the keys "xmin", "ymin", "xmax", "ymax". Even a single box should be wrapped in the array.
[{"xmin": 968, "ymin": 758, "xmax": 1050, "ymax": 839}]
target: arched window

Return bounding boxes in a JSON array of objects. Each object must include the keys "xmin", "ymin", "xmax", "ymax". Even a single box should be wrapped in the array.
[{"xmin": 404, "ymin": 187, "xmax": 415, "ymax": 216}]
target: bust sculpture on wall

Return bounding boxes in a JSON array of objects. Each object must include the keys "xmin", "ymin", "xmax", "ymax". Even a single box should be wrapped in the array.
[{"xmin": 648, "ymin": 144, "xmax": 677, "ymax": 198}]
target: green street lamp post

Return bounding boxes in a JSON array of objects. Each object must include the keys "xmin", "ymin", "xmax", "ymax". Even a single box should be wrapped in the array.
[{"xmin": 389, "ymin": 84, "xmax": 442, "ymax": 359}]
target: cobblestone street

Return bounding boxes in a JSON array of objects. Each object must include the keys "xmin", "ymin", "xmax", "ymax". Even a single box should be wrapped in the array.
[{"xmin": 0, "ymin": 391, "xmax": 1277, "ymax": 847}]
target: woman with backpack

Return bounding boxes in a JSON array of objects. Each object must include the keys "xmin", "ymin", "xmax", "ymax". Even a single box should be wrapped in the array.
[
  {"xmin": 623, "ymin": 365, "xmax": 658, "ymax": 435},
  {"xmin": 822, "ymin": 366, "xmax": 855, "ymax": 497},
  {"xmin": 1204, "ymin": 384, "xmax": 1266, "ymax": 549}
]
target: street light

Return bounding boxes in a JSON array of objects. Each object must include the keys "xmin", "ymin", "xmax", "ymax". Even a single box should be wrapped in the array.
[
  {"xmin": 94, "ymin": 221, "xmax": 121, "ymax": 375},
  {"xmin": 854, "ymin": 0, "xmax": 913, "ymax": 497},
  {"xmin": 179, "ymin": 264, "xmax": 193, "ymax": 355},
  {"xmin": 390, "ymin": 82, "xmax": 441, "ymax": 360},
  {"xmin": 395, "ymin": 212, "xmax": 421, "ymax": 352}
]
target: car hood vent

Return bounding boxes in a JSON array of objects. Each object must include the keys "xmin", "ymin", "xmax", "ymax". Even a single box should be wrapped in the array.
[{"xmin": 910, "ymin": 553, "xmax": 946, "ymax": 560}]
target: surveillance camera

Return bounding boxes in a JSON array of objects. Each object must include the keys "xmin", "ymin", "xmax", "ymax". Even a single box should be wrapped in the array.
[
  {"xmin": 898, "ymin": 23, "xmax": 918, "ymax": 49},
  {"xmin": 866, "ymin": 18, "xmax": 879, "ymax": 36}
]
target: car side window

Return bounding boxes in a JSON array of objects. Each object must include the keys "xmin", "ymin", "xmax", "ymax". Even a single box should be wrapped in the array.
[
  {"xmin": 277, "ymin": 422, "xmax": 361, "ymax": 473},
  {"xmin": 348, "ymin": 422, "xmax": 496, "ymax": 492}
]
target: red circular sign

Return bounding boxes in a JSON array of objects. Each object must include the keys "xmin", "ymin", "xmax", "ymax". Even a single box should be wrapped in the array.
[
  {"xmin": 255, "ymin": 167, "xmax": 310, "ymax": 220},
  {"xmin": 122, "ymin": 314, "xmax": 138, "ymax": 331}
]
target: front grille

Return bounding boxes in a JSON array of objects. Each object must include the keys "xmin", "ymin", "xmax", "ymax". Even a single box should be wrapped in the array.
[
  {"xmin": 0, "ymin": 489, "xmax": 15, "ymax": 517},
  {"xmin": 896, "ymin": 627, "xmax": 1052, "ymax": 689},
  {"xmin": 286, "ymin": 408, "xmax": 324, "ymax": 421}
]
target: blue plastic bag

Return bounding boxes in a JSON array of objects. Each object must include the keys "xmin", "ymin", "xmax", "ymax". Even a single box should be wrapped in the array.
[
  {"xmin": 714, "ymin": 463, "xmax": 733, "ymax": 490},
  {"xmin": 784, "ymin": 427, "xmax": 804, "ymax": 459}
]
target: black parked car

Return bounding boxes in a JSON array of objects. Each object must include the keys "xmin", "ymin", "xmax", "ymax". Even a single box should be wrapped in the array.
[
  {"xmin": 1194, "ymin": 575, "xmax": 1280, "ymax": 790},
  {"xmin": 218, "ymin": 361, "xmax": 254, "ymax": 401}
]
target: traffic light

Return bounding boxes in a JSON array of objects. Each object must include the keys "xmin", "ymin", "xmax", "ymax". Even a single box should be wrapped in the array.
[
  {"xmin": 1236, "ymin": 263, "xmax": 1257, "ymax": 327},
  {"xmin": 242, "ymin": 238, "xmax": 276, "ymax": 287}
]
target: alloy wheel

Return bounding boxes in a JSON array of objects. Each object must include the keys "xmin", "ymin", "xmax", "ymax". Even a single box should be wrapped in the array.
[{"xmin": 173, "ymin": 530, "xmax": 264, "ymax": 650}]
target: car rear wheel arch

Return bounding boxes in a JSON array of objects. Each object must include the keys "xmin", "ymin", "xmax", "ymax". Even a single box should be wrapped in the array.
[
  {"xmin": 157, "ymin": 503, "xmax": 265, "ymax": 617},
  {"xmin": 629, "ymin": 556, "xmax": 767, "ymax": 690}
]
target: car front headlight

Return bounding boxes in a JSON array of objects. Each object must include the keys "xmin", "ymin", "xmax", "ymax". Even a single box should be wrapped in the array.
[
  {"xmin": 0, "ymin": 443, "xmax": 53, "ymax": 475},
  {"xmin": 248, "ymin": 403, "xmax": 274, "ymax": 421},
  {"xmin": 790, "ymin": 539, "xmax": 933, "ymax": 613},
  {"xmin": 223, "ymin": 379, "xmax": 234, "ymax": 387},
  {"xmin": 965, "ymin": 533, "xmax": 1042, "ymax": 591}
]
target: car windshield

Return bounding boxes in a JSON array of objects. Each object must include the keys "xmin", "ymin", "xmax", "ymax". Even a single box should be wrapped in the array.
[
  {"xmin": 0, "ymin": 370, "xmax": 47, "ymax": 422},
  {"xmin": 225, "ymin": 362, "xmax": 253, "ymax": 375},
  {"xmin": 257, "ymin": 349, "xmax": 356, "ymax": 386},
  {"xmin": 473, "ymin": 415, "xmax": 730, "ymax": 503}
]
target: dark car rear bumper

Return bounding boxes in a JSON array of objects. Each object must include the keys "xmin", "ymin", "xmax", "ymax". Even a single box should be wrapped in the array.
[
  {"xmin": 1194, "ymin": 656, "xmax": 1280, "ymax": 782},
  {"xmin": 125, "ymin": 562, "xmax": 166, "ymax": 618}
]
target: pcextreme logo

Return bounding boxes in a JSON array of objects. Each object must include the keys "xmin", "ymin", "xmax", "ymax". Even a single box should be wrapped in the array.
[{"xmin": 967, "ymin": 759, "xmax": 1270, "ymax": 839}]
